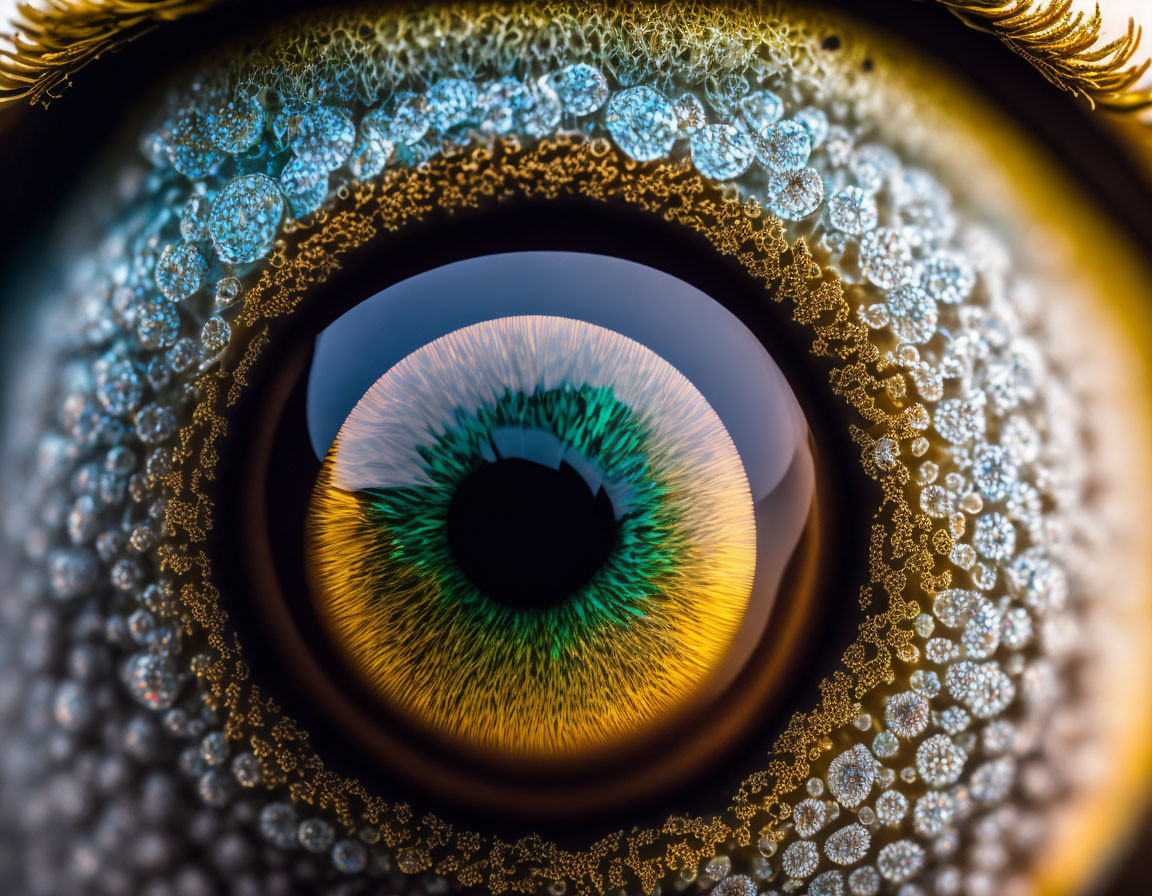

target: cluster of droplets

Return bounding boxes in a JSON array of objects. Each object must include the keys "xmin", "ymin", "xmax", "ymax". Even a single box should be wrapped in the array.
[
  {"xmin": 0, "ymin": 49, "xmax": 1090, "ymax": 896},
  {"xmin": 143, "ymin": 61, "xmax": 614, "ymax": 283},
  {"xmin": 612, "ymin": 78, "xmax": 1086, "ymax": 896}
]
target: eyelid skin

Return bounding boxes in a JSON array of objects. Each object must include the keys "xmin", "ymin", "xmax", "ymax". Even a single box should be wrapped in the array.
[{"xmin": 3, "ymin": 3, "xmax": 1152, "ymax": 895}]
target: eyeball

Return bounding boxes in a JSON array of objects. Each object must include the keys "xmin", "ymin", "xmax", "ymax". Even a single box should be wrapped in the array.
[{"xmin": 2, "ymin": 3, "xmax": 1152, "ymax": 895}]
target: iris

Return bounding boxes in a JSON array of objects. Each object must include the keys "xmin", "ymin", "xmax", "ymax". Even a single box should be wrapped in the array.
[
  {"xmin": 308, "ymin": 315, "xmax": 762, "ymax": 758},
  {"xmin": 300, "ymin": 253, "xmax": 815, "ymax": 761}
]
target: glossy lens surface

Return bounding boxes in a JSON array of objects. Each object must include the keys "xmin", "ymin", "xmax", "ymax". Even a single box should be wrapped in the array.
[{"xmin": 305, "ymin": 253, "xmax": 817, "ymax": 759}]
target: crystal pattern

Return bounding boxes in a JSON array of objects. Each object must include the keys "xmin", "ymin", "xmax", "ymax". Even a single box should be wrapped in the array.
[
  {"xmin": 209, "ymin": 174, "xmax": 285, "ymax": 264},
  {"xmin": 0, "ymin": 53, "xmax": 1103, "ymax": 896},
  {"xmin": 604, "ymin": 86, "xmax": 678, "ymax": 162}
]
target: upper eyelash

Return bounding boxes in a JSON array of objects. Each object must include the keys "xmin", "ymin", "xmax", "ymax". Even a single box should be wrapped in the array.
[
  {"xmin": 0, "ymin": 0, "xmax": 224, "ymax": 107},
  {"xmin": 940, "ymin": 0, "xmax": 1152, "ymax": 111}
]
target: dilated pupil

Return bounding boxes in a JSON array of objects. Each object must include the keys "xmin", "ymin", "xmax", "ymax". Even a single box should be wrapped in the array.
[{"xmin": 446, "ymin": 458, "xmax": 617, "ymax": 609}]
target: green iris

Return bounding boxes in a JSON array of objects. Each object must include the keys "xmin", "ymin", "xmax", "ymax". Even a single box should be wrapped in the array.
[{"xmin": 357, "ymin": 384, "xmax": 687, "ymax": 656}]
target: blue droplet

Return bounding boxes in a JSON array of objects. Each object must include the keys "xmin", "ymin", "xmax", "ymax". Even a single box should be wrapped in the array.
[
  {"xmin": 737, "ymin": 90, "xmax": 784, "ymax": 135},
  {"xmin": 690, "ymin": 124, "xmax": 755, "ymax": 180},
  {"xmin": 827, "ymin": 186, "xmax": 878, "ymax": 234},
  {"xmin": 478, "ymin": 78, "xmax": 532, "ymax": 135},
  {"xmin": 389, "ymin": 92, "xmax": 430, "ymax": 144},
  {"xmin": 347, "ymin": 131, "xmax": 395, "ymax": 179},
  {"xmin": 551, "ymin": 63, "xmax": 608, "ymax": 116},
  {"xmin": 155, "ymin": 242, "xmax": 207, "ymax": 301},
  {"xmin": 207, "ymin": 96, "xmax": 265, "ymax": 154},
  {"xmin": 425, "ymin": 78, "xmax": 479, "ymax": 131},
  {"xmin": 756, "ymin": 120, "xmax": 812, "ymax": 174},
  {"xmin": 209, "ymin": 174, "xmax": 285, "ymax": 265},
  {"xmin": 280, "ymin": 157, "xmax": 329, "ymax": 218},
  {"xmin": 792, "ymin": 107, "xmax": 829, "ymax": 147},
  {"xmin": 166, "ymin": 109, "xmax": 225, "ymax": 178},
  {"xmin": 769, "ymin": 167, "xmax": 825, "ymax": 220},
  {"xmin": 292, "ymin": 106, "xmax": 356, "ymax": 170},
  {"xmin": 604, "ymin": 86, "xmax": 677, "ymax": 162}
]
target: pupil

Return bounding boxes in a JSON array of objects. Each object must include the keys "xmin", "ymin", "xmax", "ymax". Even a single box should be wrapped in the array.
[{"xmin": 446, "ymin": 458, "xmax": 618, "ymax": 609}]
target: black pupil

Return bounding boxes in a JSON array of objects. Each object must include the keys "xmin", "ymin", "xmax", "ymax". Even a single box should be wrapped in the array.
[{"xmin": 446, "ymin": 458, "xmax": 618, "ymax": 609}]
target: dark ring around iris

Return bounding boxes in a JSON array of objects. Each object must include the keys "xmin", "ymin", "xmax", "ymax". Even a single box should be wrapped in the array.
[{"xmin": 208, "ymin": 195, "xmax": 877, "ymax": 838}]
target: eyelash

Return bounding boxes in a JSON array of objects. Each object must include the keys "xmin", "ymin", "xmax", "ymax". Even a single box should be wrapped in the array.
[{"xmin": 4, "ymin": 4, "xmax": 1152, "ymax": 896}]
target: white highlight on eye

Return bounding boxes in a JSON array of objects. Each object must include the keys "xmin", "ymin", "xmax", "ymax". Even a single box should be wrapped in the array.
[{"xmin": 331, "ymin": 314, "xmax": 751, "ymax": 504}]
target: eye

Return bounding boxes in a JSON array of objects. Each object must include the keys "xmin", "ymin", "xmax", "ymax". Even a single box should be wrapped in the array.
[
  {"xmin": 304, "ymin": 259, "xmax": 810, "ymax": 763},
  {"xmin": 3, "ymin": 3, "xmax": 1152, "ymax": 896},
  {"xmin": 212, "ymin": 215, "xmax": 852, "ymax": 822}
]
